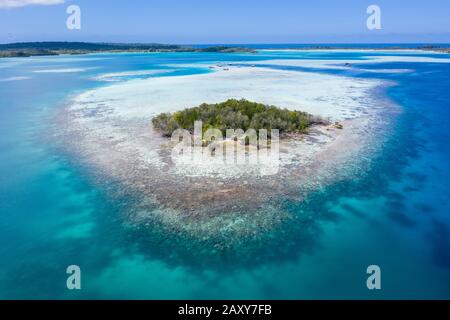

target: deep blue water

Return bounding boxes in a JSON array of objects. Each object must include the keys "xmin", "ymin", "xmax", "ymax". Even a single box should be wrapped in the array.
[{"xmin": 0, "ymin": 49, "xmax": 449, "ymax": 299}]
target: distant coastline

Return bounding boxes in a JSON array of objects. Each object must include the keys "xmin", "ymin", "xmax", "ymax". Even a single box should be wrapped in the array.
[
  {"xmin": 205, "ymin": 43, "xmax": 450, "ymax": 53},
  {"xmin": 273, "ymin": 45, "xmax": 450, "ymax": 54},
  {"xmin": 0, "ymin": 42, "xmax": 256, "ymax": 58},
  {"xmin": 1, "ymin": 42, "xmax": 449, "ymax": 58}
]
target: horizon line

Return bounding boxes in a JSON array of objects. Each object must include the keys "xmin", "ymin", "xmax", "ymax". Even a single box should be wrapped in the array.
[{"xmin": 1, "ymin": 41, "xmax": 450, "ymax": 45}]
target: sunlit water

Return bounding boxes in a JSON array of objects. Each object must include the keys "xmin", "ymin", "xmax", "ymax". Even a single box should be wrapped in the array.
[{"xmin": 0, "ymin": 49, "xmax": 449, "ymax": 299}]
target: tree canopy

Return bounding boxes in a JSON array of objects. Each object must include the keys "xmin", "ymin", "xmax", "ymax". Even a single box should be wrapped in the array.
[{"xmin": 152, "ymin": 99, "xmax": 326, "ymax": 138}]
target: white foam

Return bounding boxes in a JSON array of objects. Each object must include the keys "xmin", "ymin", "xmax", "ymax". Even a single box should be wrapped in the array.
[
  {"xmin": 356, "ymin": 68, "xmax": 414, "ymax": 74},
  {"xmin": 33, "ymin": 67, "xmax": 95, "ymax": 73},
  {"xmin": 0, "ymin": 76, "xmax": 31, "ymax": 82},
  {"xmin": 92, "ymin": 69, "xmax": 170, "ymax": 82}
]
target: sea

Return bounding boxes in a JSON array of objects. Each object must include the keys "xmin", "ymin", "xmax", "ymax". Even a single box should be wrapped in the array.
[{"xmin": 0, "ymin": 45, "xmax": 449, "ymax": 299}]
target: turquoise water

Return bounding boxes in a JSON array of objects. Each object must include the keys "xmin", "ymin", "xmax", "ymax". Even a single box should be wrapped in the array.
[{"xmin": 0, "ymin": 50, "xmax": 449, "ymax": 299}]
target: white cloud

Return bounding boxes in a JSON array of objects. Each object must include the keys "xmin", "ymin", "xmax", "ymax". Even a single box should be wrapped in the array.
[{"xmin": 0, "ymin": 0, "xmax": 65, "ymax": 9}]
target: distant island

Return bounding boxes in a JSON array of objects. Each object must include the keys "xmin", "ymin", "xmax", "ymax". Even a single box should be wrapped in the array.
[
  {"xmin": 2, "ymin": 42, "xmax": 448, "ymax": 58},
  {"xmin": 415, "ymin": 45, "xmax": 450, "ymax": 54},
  {"xmin": 152, "ymin": 99, "xmax": 330, "ymax": 142},
  {"xmin": 260, "ymin": 44, "xmax": 450, "ymax": 53},
  {"xmin": 0, "ymin": 42, "xmax": 256, "ymax": 58}
]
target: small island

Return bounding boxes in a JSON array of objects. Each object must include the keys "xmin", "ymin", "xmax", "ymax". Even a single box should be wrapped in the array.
[
  {"xmin": 60, "ymin": 61, "xmax": 376, "ymax": 248},
  {"xmin": 152, "ymin": 99, "xmax": 328, "ymax": 140}
]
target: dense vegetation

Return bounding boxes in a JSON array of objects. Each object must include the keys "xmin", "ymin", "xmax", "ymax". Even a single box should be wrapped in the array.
[
  {"xmin": 152, "ymin": 99, "xmax": 327, "ymax": 138},
  {"xmin": 0, "ymin": 42, "xmax": 255, "ymax": 58}
]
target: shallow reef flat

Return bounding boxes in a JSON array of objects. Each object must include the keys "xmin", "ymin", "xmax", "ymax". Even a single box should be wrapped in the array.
[{"xmin": 56, "ymin": 65, "xmax": 396, "ymax": 256}]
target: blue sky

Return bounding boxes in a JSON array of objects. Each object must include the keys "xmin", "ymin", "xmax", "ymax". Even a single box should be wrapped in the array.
[{"xmin": 1, "ymin": 0, "xmax": 449, "ymax": 44}]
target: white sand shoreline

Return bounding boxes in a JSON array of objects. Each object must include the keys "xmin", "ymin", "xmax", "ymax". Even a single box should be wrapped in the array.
[{"xmin": 70, "ymin": 65, "xmax": 385, "ymax": 119}]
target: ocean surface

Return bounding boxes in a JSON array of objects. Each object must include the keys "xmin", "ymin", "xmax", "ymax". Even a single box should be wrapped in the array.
[{"xmin": 0, "ymin": 48, "xmax": 449, "ymax": 299}]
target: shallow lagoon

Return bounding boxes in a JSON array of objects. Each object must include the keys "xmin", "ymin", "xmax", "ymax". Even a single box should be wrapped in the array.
[{"xmin": 0, "ymin": 49, "xmax": 449, "ymax": 299}]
